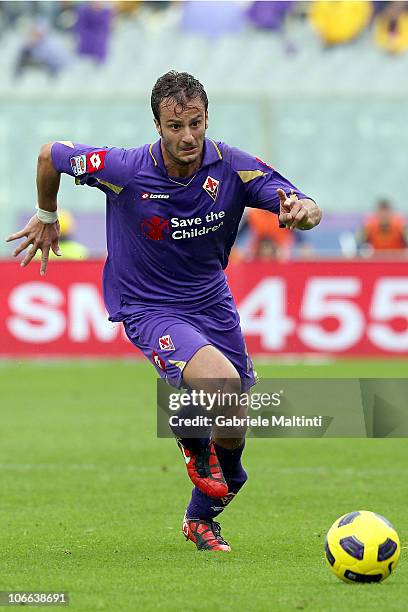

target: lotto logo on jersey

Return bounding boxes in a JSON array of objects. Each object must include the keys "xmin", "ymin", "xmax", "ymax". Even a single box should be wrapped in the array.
[
  {"xmin": 151, "ymin": 351, "xmax": 166, "ymax": 371},
  {"xmin": 86, "ymin": 151, "xmax": 106, "ymax": 173},
  {"xmin": 203, "ymin": 176, "xmax": 219, "ymax": 201},
  {"xmin": 141, "ymin": 192, "xmax": 170, "ymax": 200},
  {"xmin": 159, "ymin": 335, "xmax": 175, "ymax": 351},
  {"xmin": 70, "ymin": 155, "xmax": 87, "ymax": 176}
]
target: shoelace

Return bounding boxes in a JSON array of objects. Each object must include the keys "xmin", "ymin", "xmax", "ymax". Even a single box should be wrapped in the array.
[{"xmin": 211, "ymin": 521, "xmax": 228, "ymax": 546}]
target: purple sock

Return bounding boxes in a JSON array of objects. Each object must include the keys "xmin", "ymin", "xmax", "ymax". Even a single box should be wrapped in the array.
[
  {"xmin": 186, "ymin": 440, "xmax": 247, "ymax": 520},
  {"xmin": 179, "ymin": 436, "xmax": 209, "ymax": 453}
]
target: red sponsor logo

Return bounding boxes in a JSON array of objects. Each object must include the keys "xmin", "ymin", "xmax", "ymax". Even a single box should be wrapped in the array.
[
  {"xmin": 86, "ymin": 151, "xmax": 106, "ymax": 173},
  {"xmin": 152, "ymin": 351, "xmax": 166, "ymax": 370},
  {"xmin": 159, "ymin": 334, "xmax": 175, "ymax": 351},
  {"xmin": 203, "ymin": 176, "xmax": 219, "ymax": 201},
  {"xmin": 141, "ymin": 192, "xmax": 150, "ymax": 199},
  {"xmin": 141, "ymin": 216, "xmax": 170, "ymax": 241}
]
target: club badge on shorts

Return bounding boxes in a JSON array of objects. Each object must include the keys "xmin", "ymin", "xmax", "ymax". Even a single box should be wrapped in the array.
[
  {"xmin": 159, "ymin": 335, "xmax": 175, "ymax": 351},
  {"xmin": 203, "ymin": 176, "xmax": 219, "ymax": 201}
]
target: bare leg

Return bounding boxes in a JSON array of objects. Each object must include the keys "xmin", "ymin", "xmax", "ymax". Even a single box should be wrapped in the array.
[
  {"xmin": 181, "ymin": 345, "xmax": 248, "ymax": 528},
  {"xmin": 183, "ymin": 345, "xmax": 245, "ymax": 449}
]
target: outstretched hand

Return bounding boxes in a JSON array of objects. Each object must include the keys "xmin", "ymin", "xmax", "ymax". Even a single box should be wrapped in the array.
[
  {"xmin": 6, "ymin": 215, "xmax": 61, "ymax": 276},
  {"xmin": 277, "ymin": 188, "xmax": 308, "ymax": 230}
]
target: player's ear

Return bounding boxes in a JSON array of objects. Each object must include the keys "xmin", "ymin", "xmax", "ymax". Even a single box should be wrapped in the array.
[
  {"xmin": 205, "ymin": 111, "xmax": 208, "ymax": 130},
  {"xmin": 154, "ymin": 118, "xmax": 162, "ymax": 137}
]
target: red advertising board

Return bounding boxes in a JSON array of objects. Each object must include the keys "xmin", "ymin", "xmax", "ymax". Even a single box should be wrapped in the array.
[{"xmin": 0, "ymin": 260, "xmax": 407, "ymax": 357}]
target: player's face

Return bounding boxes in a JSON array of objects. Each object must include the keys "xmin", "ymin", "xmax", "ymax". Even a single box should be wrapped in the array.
[{"xmin": 155, "ymin": 97, "xmax": 208, "ymax": 172}]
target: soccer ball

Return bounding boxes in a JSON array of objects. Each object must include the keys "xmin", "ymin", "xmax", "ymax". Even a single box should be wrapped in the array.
[{"xmin": 325, "ymin": 510, "xmax": 400, "ymax": 583}]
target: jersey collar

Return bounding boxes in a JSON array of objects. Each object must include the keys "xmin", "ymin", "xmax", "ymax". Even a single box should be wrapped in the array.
[{"xmin": 149, "ymin": 138, "xmax": 222, "ymax": 175}]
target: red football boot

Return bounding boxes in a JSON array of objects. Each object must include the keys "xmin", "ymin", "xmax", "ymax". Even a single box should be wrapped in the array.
[
  {"xmin": 182, "ymin": 514, "xmax": 231, "ymax": 552},
  {"xmin": 177, "ymin": 440, "xmax": 228, "ymax": 498}
]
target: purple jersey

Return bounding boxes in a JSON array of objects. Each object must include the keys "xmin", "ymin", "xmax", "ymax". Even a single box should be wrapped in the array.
[{"xmin": 51, "ymin": 139, "xmax": 311, "ymax": 320}]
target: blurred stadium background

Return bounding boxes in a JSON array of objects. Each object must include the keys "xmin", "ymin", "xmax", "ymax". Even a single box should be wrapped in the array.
[{"xmin": 1, "ymin": 0, "xmax": 407, "ymax": 359}]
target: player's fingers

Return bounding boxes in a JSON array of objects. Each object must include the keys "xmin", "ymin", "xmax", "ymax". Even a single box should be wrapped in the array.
[
  {"xmin": 5, "ymin": 228, "xmax": 28, "ymax": 242},
  {"xmin": 277, "ymin": 188, "xmax": 288, "ymax": 207},
  {"xmin": 278, "ymin": 189, "xmax": 299, "ymax": 214},
  {"xmin": 20, "ymin": 244, "xmax": 38, "ymax": 268},
  {"xmin": 280, "ymin": 212, "xmax": 292, "ymax": 223},
  {"xmin": 291, "ymin": 215, "xmax": 306, "ymax": 229},
  {"xmin": 287, "ymin": 202, "xmax": 302, "ymax": 217},
  {"xmin": 279, "ymin": 212, "xmax": 293, "ymax": 227},
  {"xmin": 290, "ymin": 210, "xmax": 308, "ymax": 230},
  {"xmin": 12, "ymin": 237, "xmax": 33, "ymax": 257},
  {"xmin": 40, "ymin": 246, "xmax": 50, "ymax": 276},
  {"xmin": 286, "ymin": 192, "xmax": 299, "ymax": 209},
  {"xmin": 292, "ymin": 207, "xmax": 307, "ymax": 220},
  {"xmin": 51, "ymin": 238, "xmax": 62, "ymax": 256}
]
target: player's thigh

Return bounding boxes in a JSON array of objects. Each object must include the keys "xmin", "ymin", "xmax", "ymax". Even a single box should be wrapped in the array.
[
  {"xmin": 184, "ymin": 345, "xmax": 245, "ymax": 444},
  {"xmin": 188, "ymin": 297, "xmax": 257, "ymax": 393},
  {"xmin": 183, "ymin": 345, "xmax": 242, "ymax": 417},
  {"xmin": 183, "ymin": 344, "xmax": 240, "ymax": 385}
]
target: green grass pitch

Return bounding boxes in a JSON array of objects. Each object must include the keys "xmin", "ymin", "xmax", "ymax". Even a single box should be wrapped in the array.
[{"xmin": 0, "ymin": 358, "xmax": 407, "ymax": 611}]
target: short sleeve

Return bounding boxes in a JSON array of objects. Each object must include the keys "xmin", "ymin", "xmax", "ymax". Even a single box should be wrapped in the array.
[
  {"xmin": 51, "ymin": 141, "xmax": 143, "ymax": 196},
  {"xmin": 221, "ymin": 144, "xmax": 313, "ymax": 214},
  {"xmin": 246, "ymin": 167, "xmax": 312, "ymax": 214}
]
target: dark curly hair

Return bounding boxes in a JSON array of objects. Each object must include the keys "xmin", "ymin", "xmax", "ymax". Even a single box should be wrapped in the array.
[{"xmin": 151, "ymin": 71, "xmax": 208, "ymax": 122}]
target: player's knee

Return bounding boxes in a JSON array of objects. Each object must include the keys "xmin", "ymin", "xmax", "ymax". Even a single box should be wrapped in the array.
[
  {"xmin": 222, "ymin": 375, "xmax": 242, "ymax": 396},
  {"xmin": 183, "ymin": 345, "xmax": 241, "ymax": 385}
]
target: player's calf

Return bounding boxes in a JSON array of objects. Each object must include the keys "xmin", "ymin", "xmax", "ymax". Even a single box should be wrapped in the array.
[
  {"xmin": 185, "ymin": 439, "xmax": 247, "ymax": 521},
  {"xmin": 177, "ymin": 439, "xmax": 228, "ymax": 498}
]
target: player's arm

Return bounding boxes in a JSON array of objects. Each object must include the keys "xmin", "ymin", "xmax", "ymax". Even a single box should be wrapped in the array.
[
  {"xmin": 277, "ymin": 189, "xmax": 322, "ymax": 231},
  {"xmin": 6, "ymin": 140, "xmax": 137, "ymax": 275},
  {"xmin": 6, "ymin": 142, "xmax": 61, "ymax": 276},
  {"xmin": 223, "ymin": 144, "xmax": 322, "ymax": 231}
]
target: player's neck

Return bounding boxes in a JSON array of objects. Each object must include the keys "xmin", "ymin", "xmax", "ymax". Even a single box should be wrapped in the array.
[
  {"xmin": 160, "ymin": 144, "xmax": 202, "ymax": 178},
  {"xmin": 166, "ymin": 162, "xmax": 200, "ymax": 178}
]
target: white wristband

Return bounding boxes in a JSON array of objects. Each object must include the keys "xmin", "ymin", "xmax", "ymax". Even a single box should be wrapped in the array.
[{"xmin": 36, "ymin": 205, "xmax": 58, "ymax": 224}]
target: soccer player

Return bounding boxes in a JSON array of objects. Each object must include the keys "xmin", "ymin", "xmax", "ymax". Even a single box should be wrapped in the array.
[{"xmin": 6, "ymin": 71, "xmax": 321, "ymax": 552}]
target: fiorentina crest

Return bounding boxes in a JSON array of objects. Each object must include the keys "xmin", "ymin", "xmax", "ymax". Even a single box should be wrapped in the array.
[
  {"xmin": 203, "ymin": 176, "xmax": 219, "ymax": 201},
  {"xmin": 158, "ymin": 334, "xmax": 175, "ymax": 351}
]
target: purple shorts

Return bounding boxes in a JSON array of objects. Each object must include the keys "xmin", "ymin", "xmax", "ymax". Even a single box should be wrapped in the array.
[{"xmin": 123, "ymin": 296, "xmax": 256, "ymax": 391}]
